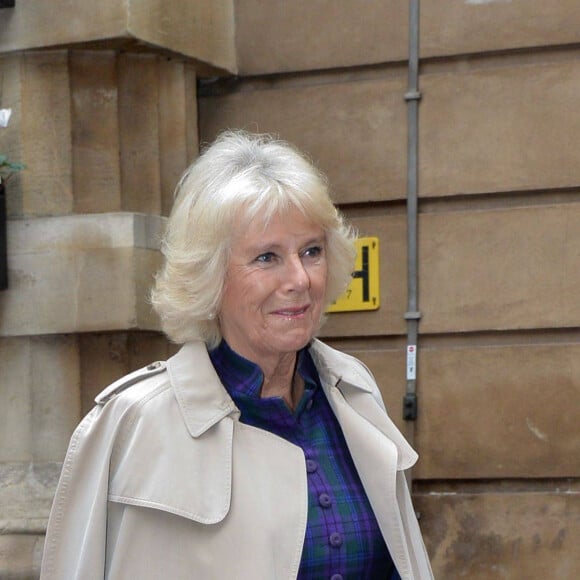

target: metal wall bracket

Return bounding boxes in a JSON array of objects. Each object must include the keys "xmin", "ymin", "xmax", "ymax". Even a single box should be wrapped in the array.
[
  {"xmin": 404, "ymin": 311, "xmax": 422, "ymax": 320},
  {"xmin": 403, "ymin": 392, "xmax": 418, "ymax": 421},
  {"xmin": 404, "ymin": 90, "xmax": 422, "ymax": 101}
]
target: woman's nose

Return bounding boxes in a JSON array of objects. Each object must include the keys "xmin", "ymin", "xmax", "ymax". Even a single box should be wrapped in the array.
[{"xmin": 284, "ymin": 256, "xmax": 310, "ymax": 290}]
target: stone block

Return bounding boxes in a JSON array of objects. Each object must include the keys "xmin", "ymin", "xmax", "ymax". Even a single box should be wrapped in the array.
[
  {"xmin": 199, "ymin": 75, "xmax": 408, "ymax": 204},
  {"xmin": 0, "ymin": 213, "xmax": 165, "ymax": 336},
  {"xmin": 414, "ymin": 343, "xmax": 580, "ymax": 479},
  {"xmin": 419, "ymin": 203, "xmax": 580, "ymax": 333},
  {"xmin": 0, "ymin": 338, "xmax": 32, "ymax": 462},
  {"xmin": 0, "ymin": 534, "xmax": 44, "ymax": 579},
  {"xmin": 0, "ymin": 335, "xmax": 79, "ymax": 546},
  {"xmin": 158, "ymin": 59, "xmax": 192, "ymax": 217},
  {"xmin": 0, "ymin": 336, "xmax": 80, "ymax": 462},
  {"xmin": 234, "ymin": 1, "xmax": 580, "ymax": 74},
  {"xmin": 415, "ymin": 487, "xmax": 580, "ymax": 579},
  {"xmin": 21, "ymin": 51, "xmax": 73, "ymax": 215},
  {"xmin": 118, "ymin": 54, "xmax": 162, "ymax": 215},
  {"xmin": 0, "ymin": 0, "xmax": 235, "ymax": 72},
  {"xmin": 70, "ymin": 51, "xmax": 122, "ymax": 214},
  {"xmin": 0, "ymin": 462, "xmax": 59, "ymax": 534},
  {"xmin": 235, "ymin": 0, "xmax": 407, "ymax": 74},
  {"xmin": 420, "ymin": 59, "xmax": 580, "ymax": 196},
  {"xmin": 183, "ymin": 65, "xmax": 200, "ymax": 174},
  {"xmin": 422, "ymin": 0, "xmax": 580, "ymax": 59},
  {"xmin": 29, "ymin": 337, "xmax": 81, "ymax": 462},
  {"xmin": 127, "ymin": 0, "xmax": 235, "ymax": 73}
]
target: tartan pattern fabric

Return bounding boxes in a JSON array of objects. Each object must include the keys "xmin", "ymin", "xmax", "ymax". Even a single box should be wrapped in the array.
[{"xmin": 210, "ymin": 341, "xmax": 399, "ymax": 580}]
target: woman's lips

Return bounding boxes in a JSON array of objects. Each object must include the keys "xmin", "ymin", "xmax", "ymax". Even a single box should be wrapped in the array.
[{"xmin": 273, "ymin": 305, "xmax": 310, "ymax": 316}]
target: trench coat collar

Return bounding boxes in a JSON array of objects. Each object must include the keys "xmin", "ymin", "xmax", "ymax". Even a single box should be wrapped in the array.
[
  {"xmin": 308, "ymin": 339, "xmax": 376, "ymax": 392},
  {"xmin": 167, "ymin": 341, "xmax": 240, "ymax": 438},
  {"xmin": 167, "ymin": 339, "xmax": 378, "ymax": 439},
  {"xmin": 168, "ymin": 339, "xmax": 416, "ymax": 472},
  {"xmin": 309, "ymin": 339, "xmax": 418, "ymax": 471}
]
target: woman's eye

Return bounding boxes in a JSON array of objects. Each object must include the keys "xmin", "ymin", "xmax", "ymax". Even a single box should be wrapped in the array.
[
  {"xmin": 255, "ymin": 252, "xmax": 276, "ymax": 263},
  {"xmin": 302, "ymin": 245, "xmax": 323, "ymax": 259}
]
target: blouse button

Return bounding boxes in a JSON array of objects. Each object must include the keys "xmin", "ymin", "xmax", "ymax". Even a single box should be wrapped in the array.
[
  {"xmin": 330, "ymin": 575, "xmax": 344, "ymax": 580},
  {"xmin": 306, "ymin": 398, "xmax": 314, "ymax": 410},
  {"xmin": 318, "ymin": 493, "xmax": 332, "ymax": 508},
  {"xmin": 305, "ymin": 459, "xmax": 318, "ymax": 473},
  {"xmin": 329, "ymin": 532, "xmax": 343, "ymax": 548}
]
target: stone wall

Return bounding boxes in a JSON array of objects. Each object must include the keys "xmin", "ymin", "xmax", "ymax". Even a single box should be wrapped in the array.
[
  {"xmin": 1, "ymin": 1, "xmax": 580, "ymax": 578},
  {"xmin": 199, "ymin": 1, "xmax": 580, "ymax": 577},
  {"xmin": 0, "ymin": 5, "xmax": 202, "ymax": 572}
]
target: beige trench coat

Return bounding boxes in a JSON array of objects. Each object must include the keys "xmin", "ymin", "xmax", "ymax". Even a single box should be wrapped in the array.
[{"xmin": 40, "ymin": 340, "xmax": 434, "ymax": 580}]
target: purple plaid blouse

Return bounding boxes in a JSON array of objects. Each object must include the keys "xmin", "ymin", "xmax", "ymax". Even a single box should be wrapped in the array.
[{"xmin": 209, "ymin": 340, "xmax": 400, "ymax": 580}]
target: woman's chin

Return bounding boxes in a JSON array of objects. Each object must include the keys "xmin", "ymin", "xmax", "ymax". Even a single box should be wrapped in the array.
[{"xmin": 266, "ymin": 330, "xmax": 315, "ymax": 355}]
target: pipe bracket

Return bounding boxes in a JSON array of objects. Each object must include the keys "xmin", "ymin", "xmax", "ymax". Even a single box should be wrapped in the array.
[
  {"xmin": 404, "ymin": 90, "xmax": 422, "ymax": 101},
  {"xmin": 404, "ymin": 311, "xmax": 422, "ymax": 320}
]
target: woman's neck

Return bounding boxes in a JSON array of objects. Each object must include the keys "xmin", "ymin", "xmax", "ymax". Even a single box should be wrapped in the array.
[{"xmin": 260, "ymin": 351, "xmax": 304, "ymax": 410}]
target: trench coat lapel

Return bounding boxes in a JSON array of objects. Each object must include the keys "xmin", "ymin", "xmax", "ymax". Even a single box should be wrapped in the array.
[
  {"xmin": 309, "ymin": 339, "xmax": 419, "ymax": 578},
  {"xmin": 309, "ymin": 339, "xmax": 417, "ymax": 468},
  {"xmin": 110, "ymin": 342, "xmax": 240, "ymax": 525},
  {"xmin": 168, "ymin": 341, "xmax": 240, "ymax": 437},
  {"xmin": 324, "ymin": 384, "xmax": 414, "ymax": 577}
]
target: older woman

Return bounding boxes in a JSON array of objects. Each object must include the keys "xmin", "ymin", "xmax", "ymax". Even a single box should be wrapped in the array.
[{"xmin": 41, "ymin": 131, "xmax": 433, "ymax": 579}]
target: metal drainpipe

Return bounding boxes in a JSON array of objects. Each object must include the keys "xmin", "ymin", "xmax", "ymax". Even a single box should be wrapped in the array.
[{"xmin": 403, "ymin": 0, "xmax": 421, "ymax": 432}]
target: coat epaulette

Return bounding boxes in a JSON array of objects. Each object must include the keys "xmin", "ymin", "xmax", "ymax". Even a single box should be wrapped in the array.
[{"xmin": 95, "ymin": 361, "xmax": 167, "ymax": 405}]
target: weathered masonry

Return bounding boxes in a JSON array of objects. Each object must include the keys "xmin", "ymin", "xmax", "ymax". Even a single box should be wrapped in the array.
[{"xmin": 1, "ymin": 1, "xmax": 579, "ymax": 578}]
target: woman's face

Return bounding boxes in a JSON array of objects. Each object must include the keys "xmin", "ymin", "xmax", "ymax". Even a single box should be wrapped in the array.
[{"xmin": 219, "ymin": 207, "xmax": 328, "ymax": 366}]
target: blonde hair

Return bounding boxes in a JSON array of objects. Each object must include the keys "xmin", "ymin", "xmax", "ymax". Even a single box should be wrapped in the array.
[{"xmin": 151, "ymin": 130, "xmax": 356, "ymax": 347}]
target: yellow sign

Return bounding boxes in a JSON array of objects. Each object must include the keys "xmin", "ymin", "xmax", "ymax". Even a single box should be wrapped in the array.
[{"xmin": 327, "ymin": 236, "xmax": 380, "ymax": 313}]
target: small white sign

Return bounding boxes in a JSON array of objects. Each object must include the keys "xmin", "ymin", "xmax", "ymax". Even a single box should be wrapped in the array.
[
  {"xmin": 0, "ymin": 109, "xmax": 12, "ymax": 128},
  {"xmin": 406, "ymin": 345, "xmax": 417, "ymax": 380}
]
